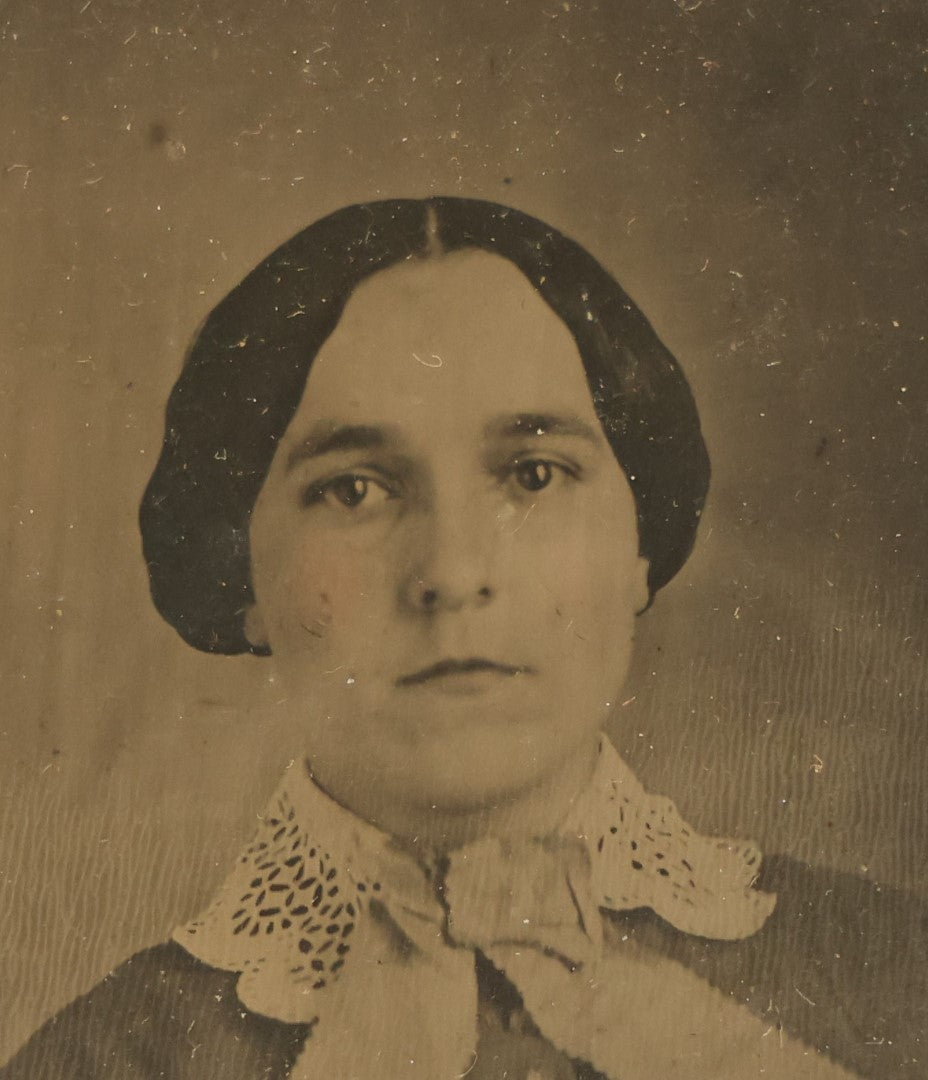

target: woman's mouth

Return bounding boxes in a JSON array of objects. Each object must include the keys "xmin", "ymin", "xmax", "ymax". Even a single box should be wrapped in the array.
[{"xmin": 396, "ymin": 657, "xmax": 532, "ymax": 692}]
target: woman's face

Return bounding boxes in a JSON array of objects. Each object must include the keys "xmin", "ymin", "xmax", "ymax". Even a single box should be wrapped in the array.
[{"xmin": 247, "ymin": 250, "xmax": 648, "ymax": 827}]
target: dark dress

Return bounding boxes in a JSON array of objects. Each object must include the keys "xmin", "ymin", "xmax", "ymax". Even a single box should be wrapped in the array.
[{"xmin": 3, "ymin": 856, "xmax": 926, "ymax": 1079}]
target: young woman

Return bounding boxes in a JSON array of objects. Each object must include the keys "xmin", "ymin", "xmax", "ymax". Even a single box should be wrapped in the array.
[{"xmin": 4, "ymin": 199, "xmax": 924, "ymax": 1079}]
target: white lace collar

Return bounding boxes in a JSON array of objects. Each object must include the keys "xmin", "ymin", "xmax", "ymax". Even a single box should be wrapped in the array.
[{"xmin": 173, "ymin": 736, "xmax": 853, "ymax": 1078}]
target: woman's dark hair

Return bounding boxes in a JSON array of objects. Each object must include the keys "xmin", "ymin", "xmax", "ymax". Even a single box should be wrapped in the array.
[{"xmin": 140, "ymin": 198, "xmax": 710, "ymax": 654}]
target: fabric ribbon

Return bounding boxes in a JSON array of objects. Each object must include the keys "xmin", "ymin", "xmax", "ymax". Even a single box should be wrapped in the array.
[{"xmin": 174, "ymin": 736, "xmax": 855, "ymax": 1079}]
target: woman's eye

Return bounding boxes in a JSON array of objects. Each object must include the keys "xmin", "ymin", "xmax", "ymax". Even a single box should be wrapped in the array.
[
  {"xmin": 504, "ymin": 457, "xmax": 580, "ymax": 495},
  {"xmin": 514, "ymin": 459, "xmax": 554, "ymax": 492},
  {"xmin": 510, "ymin": 458, "xmax": 577, "ymax": 493},
  {"xmin": 303, "ymin": 474, "xmax": 392, "ymax": 510}
]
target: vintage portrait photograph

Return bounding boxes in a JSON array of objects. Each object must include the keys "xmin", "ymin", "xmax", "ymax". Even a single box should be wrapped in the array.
[{"xmin": 1, "ymin": 1, "xmax": 926, "ymax": 1077}]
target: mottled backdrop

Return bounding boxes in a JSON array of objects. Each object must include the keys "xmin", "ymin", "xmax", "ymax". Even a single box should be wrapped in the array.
[{"xmin": 1, "ymin": 0, "xmax": 926, "ymax": 1062}]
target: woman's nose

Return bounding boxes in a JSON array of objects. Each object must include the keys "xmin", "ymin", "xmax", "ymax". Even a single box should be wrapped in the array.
[{"xmin": 400, "ymin": 504, "xmax": 497, "ymax": 615}]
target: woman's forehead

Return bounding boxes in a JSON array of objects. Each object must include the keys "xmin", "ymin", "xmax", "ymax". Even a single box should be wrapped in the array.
[{"xmin": 287, "ymin": 249, "xmax": 602, "ymax": 440}]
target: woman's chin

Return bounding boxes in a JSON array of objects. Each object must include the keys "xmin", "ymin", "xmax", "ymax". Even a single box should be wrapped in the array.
[
  {"xmin": 297, "ymin": 687, "xmax": 607, "ymax": 840},
  {"xmin": 362, "ymin": 733, "xmax": 594, "ymax": 831}
]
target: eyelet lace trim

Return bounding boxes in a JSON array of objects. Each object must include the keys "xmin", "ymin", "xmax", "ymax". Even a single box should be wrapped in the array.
[{"xmin": 175, "ymin": 736, "xmax": 775, "ymax": 1028}]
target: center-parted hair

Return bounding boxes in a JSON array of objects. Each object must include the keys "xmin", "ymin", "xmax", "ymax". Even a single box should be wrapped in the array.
[{"xmin": 140, "ymin": 198, "xmax": 710, "ymax": 654}]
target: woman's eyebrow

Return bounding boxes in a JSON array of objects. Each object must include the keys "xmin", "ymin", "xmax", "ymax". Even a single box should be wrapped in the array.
[
  {"xmin": 486, "ymin": 413, "xmax": 601, "ymax": 443},
  {"xmin": 285, "ymin": 424, "xmax": 398, "ymax": 471}
]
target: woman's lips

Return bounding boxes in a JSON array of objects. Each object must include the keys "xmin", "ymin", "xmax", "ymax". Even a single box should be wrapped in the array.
[{"xmin": 396, "ymin": 657, "xmax": 532, "ymax": 688}]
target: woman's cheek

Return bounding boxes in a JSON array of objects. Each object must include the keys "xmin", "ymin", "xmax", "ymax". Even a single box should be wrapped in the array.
[
  {"xmin": 265, "ymin": 541, "xmax": 345, "ymax": 646},
  {"xmin": 548, "ymin": 542, "xmax": 635, "ymax": 663},
  {"xmin": 289, "ymin": 541, "xmax": 395, "ymax": 648},
  {"xmin": 538, "ymin": 524, "xmax": 611, "ymax": 610}
]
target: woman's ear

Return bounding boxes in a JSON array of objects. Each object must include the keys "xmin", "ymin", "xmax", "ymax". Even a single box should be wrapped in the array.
[
  {"xmin": 243, "ymin": 602, "xmax": 270, "ymax": 650},
  {"xmin": 633, "ymin": 556, "xmax": 651, "ymax": 616}
]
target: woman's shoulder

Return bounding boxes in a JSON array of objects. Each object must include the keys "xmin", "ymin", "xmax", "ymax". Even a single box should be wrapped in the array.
[
  {"xmin": 0, "ymin": 940, "xmax": 308, "ymax": 1079},
  {"xmin": 5, "ymin": 859, "xmax": 924, "ymax": 1079},
  {"xmin": 607, "ymin": 854, "xmax": 928, "ymax": 1079}
]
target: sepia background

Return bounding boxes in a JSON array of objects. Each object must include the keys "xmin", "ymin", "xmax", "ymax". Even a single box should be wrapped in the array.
[{"xmin": 1, "ymin": 0, "xmax": 926, "ymax": 1062}]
